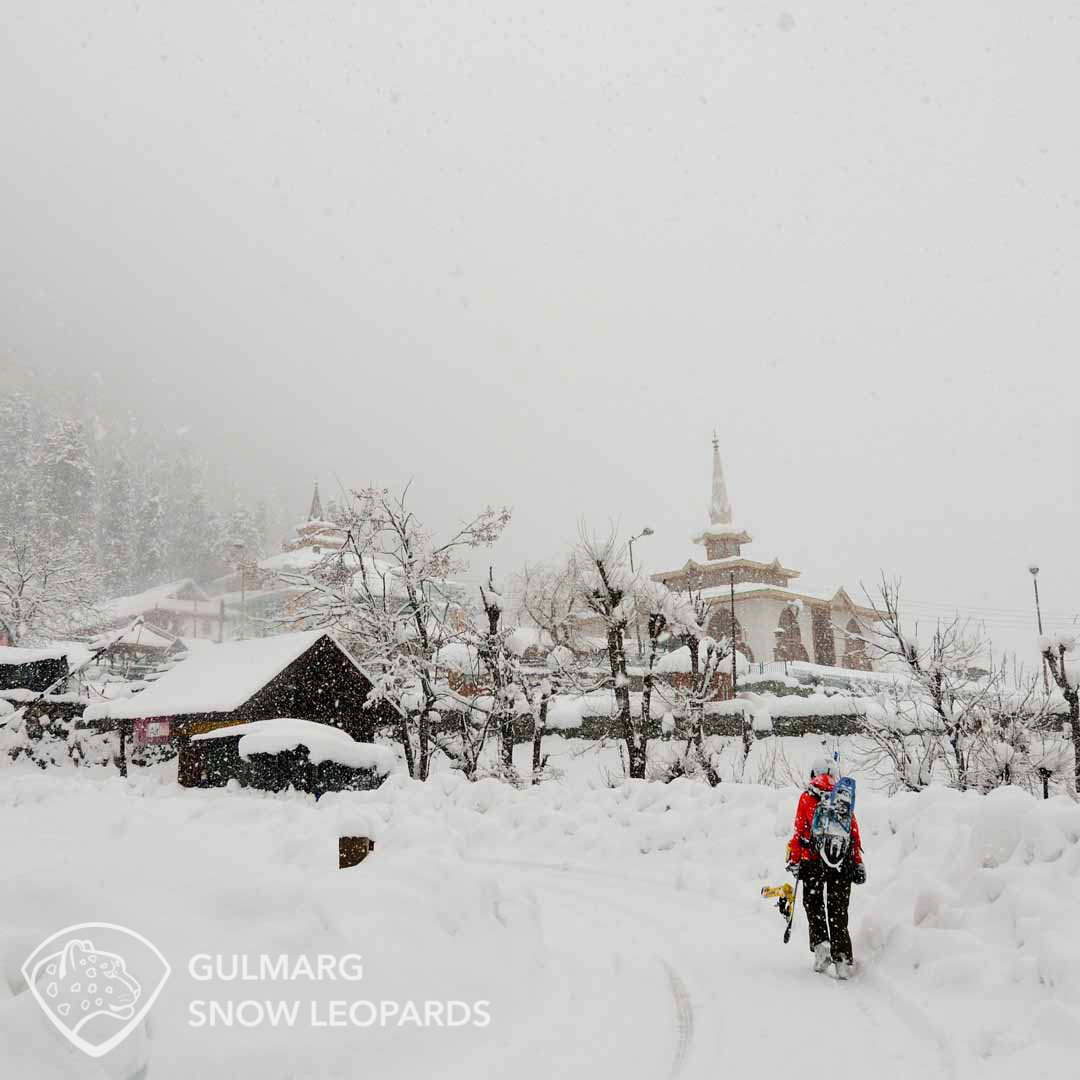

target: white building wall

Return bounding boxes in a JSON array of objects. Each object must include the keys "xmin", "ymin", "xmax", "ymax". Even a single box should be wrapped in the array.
[
  {"xmin": 732, "ymin": 596, "xmax": 792, "ymax": 665},
  {"xmin": 710, "ymin": 594, "xmax": 871, "ymax": 670},
  {"xmin": 796, "ymin": 603, "xmax": 815, "ymax": 661}
]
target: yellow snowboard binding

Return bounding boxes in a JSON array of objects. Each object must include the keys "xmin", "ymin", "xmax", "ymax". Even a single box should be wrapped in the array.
[{"xmin": 761, "ymin": 882, "xmax": 795, "ymax": 920}]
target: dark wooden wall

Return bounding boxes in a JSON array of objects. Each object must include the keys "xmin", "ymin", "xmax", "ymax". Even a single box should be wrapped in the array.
[
  {"xmin": 244, "ymin": 634, "xmax": 386, "ymax": 742},
  {"xmin": 0, "ymin": 655, "xmax": 69, "ymax": 692}
]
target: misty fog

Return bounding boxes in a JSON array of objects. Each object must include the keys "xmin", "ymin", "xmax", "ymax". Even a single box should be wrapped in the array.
[{"xmin": 3, "ymin": 1, "xmax": 1078, "ymax": 660}]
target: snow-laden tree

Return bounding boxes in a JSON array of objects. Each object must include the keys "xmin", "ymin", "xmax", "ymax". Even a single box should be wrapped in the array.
[
  {"xmin": 134, "ymin": 480, "xmax": 167, "ymax": 589},
  {"xmin": 253, "ymin": 499, "xmax": 270, "ymax": 555},
  {"xmin": 513, "ymin": 557, "xmax": 589, "ymax": 782},
  {"xmin": 0, "ymin": 393, "xmax": 41, "ymax": 536},
  {"xmin": 515, "ymin": 558, "xmax": 583, "ymax": 652},
  {"xmin": 0, "ymin": 530, "xmax": 102, "ymax": 645},
  {"xmin": 430, "ymin": 571, "xmax": 533, "ymax": 780},
  {"xmin": 1040, "ymin": 631, "xmax": 1080, "ymax": 792},
  {"xmin": 659, "ymin": 588, "xmax": 730, "ymax": 786},
  {"xmin": 475, "ymin": 571, "xmax": 526, "ymax": 772},
  {"xmin": 99, "ymin": 453, "xmax": 135, "ymax": 595},
  {"xmin": 864, "ymin": 578, "xmax": 1001, "ymax": 790},
  {"xmin": 863, "ymin": 577, "xmax": 1048, "ymax": 792},
  {"xmin": 283, "ymin": 485, "xmax": 511, "ymax": 780},
  {"xmin": 576, "ymin": 531, "xmax": 655, "ymax": 778},
  {"xmin": 954, "ymin": 657, "xmax": 1066, "ymax": 795},
  {"xmin": 39, "ymin": 417, "xmax": 97, "ymax": 545},
  {"xmin": 218, "ymin": 504, "xmax": 266, "ymax": 579},
  {"xmin": 866, "ymin": 582, "xmax": 992, "ymax": 789},
  {"xmin": 166, "ymin": 462, "xmax": 224, "ymax": 584}
]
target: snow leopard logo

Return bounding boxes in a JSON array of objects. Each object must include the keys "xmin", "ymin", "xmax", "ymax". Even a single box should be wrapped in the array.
[{"xmin": 22, "ymin": 923, "xmax": 171, "ymax": 1058}]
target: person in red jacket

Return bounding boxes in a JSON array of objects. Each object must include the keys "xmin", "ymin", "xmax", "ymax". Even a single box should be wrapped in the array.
[{"xmin": 787, "ymin": 758, "xmax": 865, "ymax": 978}]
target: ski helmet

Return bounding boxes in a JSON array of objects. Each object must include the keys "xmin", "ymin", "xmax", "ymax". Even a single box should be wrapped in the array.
[{"xmin": 810, "ymin": 756, "xmax": 832, "ymax": 779}]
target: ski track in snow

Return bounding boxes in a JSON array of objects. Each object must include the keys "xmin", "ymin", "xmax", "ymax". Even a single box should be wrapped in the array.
[
  {"xmin": 661, "ymin": 960, "xmax": 694, "ymax": 1078},
  {"xmin": 466, "ymin": 854, "xmax": 957, "ymax": 1080}
]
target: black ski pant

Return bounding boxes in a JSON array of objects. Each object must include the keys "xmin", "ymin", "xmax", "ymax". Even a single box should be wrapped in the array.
[{"xmin": 800, "ymin": 861, "xmax": 852, "ymax": 964}]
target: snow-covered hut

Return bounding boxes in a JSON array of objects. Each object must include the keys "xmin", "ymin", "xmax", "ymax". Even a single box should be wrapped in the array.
[
  {"xmin": 84, "ymin": 630, "xmax": 392, "ymax": 788},
  {"xmin": 190, "ymin": 717, "xmax": 396, "ymax": 796}
]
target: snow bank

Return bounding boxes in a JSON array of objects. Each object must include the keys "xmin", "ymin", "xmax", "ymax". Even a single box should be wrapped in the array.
[
  {"xmin": 2, "ymin": 763, "xmax": 1077, "ymax": 1076},
  {"xmin": 504, "ymin": 627, "xmax": 553, "ymax": 657},
  {"xmin": 0, "ymin": 773, "xmax": 539, "ymax": 1080},
  {"xmin": 711, "ymin": 691, "xmax": 864, "ymax": 719}
]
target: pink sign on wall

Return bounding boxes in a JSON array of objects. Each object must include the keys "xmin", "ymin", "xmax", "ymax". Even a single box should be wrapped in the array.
[{"xmin": 133, "ymin": 718, "xmax": 172, "ymax": 745}]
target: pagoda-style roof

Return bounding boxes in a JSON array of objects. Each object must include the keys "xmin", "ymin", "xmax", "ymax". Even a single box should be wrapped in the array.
[{"xmin": 653, "ymin": 556, "xmax": 802, "ymax": 584}]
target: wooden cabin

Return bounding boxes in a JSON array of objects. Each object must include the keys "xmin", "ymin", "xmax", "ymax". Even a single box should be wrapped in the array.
[{"xmin": 85, "ymin": 630, "xmax": 393, "ymax": 789}]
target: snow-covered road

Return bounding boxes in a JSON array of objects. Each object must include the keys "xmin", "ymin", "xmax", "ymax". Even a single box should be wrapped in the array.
[{"xmin": 459, "ymin": 855, "xmax": 954, "ymax": 1080}]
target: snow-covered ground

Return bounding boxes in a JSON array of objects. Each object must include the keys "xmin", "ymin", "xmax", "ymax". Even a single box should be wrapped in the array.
[{"xmin": 2, "ymin": 745, "xmax": 1078, "ymax": 1079}]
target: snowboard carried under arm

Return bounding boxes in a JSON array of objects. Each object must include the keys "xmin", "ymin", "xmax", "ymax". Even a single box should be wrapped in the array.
[{"xmin": 811, "ymin": 776, "xmax": 856, "ymax": 870}]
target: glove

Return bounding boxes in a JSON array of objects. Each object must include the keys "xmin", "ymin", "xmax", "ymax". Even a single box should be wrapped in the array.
[
  {"xmin": 852, "ymin": 863, "xmax": 866, "ymax": 885},
  {"xmin": 786, "ymin": 860, "xmax": 800, "ymax": 879}
]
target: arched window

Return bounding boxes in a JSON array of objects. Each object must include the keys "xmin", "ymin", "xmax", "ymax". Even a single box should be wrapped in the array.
[
  {"xmin": 708, "ymin": 607, "xmax": 754, "ymax": 663},
  {"xmin": 843, "ymin": 618, "xmax": 870, "ymax": 671},
  {"xmin": 773, "ymin": 606, "xmax": 809, "ymax": 662}
]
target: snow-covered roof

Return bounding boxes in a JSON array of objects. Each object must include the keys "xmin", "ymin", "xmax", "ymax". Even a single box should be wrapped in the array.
[
  {"xmin": 84, "ymin": 630, "xmax": 344, "ymax": 721},
  {"xmin": 101, "ymin": 580, "xmax": 215, "ymax": 621},
  {"xmin": 93, "ymin": 624, "xmax": 179, "ymax": 651},
  {"xmin": 258, "ymin": 548, "xmax": 339, "ymax": 573},
  {"xmin": 0, "ymin": 646, "xmax": 70, "ymax": 666},
  {"xmin": 693, "ymin": 581, "xmax": 877, "ymax": 617},
  {"xmin": 191, "ymin": 718, "xmax": 396, "ymax": 774}
]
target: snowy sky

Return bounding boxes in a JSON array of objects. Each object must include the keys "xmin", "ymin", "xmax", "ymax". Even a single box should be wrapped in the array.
[{"xmin": 2, "ymin": 1, "xmax": 1078, "ymax": 664}]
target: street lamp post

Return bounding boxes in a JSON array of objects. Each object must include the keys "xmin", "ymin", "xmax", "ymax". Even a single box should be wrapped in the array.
[
  {"xmin": 628, "ymin": 526, "xmax": 654, "ymax": 574},
  {"xmin": 731, "ymin": 571, "xmax": 738, "ymax": 695},
  {"xmin": 1029, "ymin": 564, "xmax": 1049, "ymax": 693},
  {"xmin": 628, "ymin": 527, "xmax": 654, "ymax": 660}
]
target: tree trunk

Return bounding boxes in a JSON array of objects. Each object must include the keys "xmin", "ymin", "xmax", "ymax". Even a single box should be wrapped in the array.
[
  {"xmin": 532, "ymin": 696, "xmax": 547, "ymax": 782},
  {"xmin": 741, "ymin": 714, "xmax": 753, "ymax": 767},
  {"xmin": 398, "ymin": 713, "xmax": 416, "ymax": 778},
  {"xmin": 691, "ymin": 711, "xmax": 721, "ymax": 787},
  {"xmin": 500, "ymin": 711, "xmax": 514, "ymax": 769},
  {"xmin": 608, "ymin": 626, "xmax": 645, "ymax": 779},
  {"xmin": 1069, "ymin": 691, "xmax": 1080, "ymax": 795},
  {"xmin": 950, "ymin": 729, "xmax": 967, "ymax": 791},
  {"xmin": 418, "ymin": 710, "xmax": 432, "ymax": 781},
  {"xmin": 118, "ymin": 721, "xmax": 128, "ymax": 778}
]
